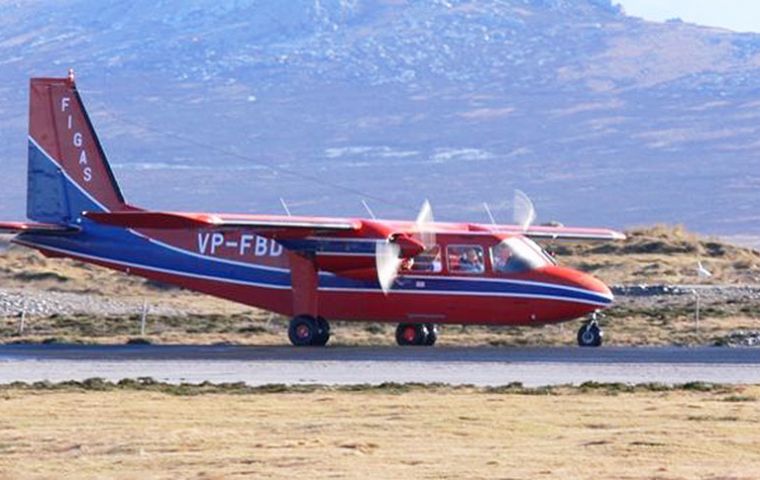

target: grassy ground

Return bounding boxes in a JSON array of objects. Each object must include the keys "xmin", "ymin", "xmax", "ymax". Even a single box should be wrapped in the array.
[
  {"xmin": 3, "ymin": 296, "xmax": 759, "ymax": 347},
  {"xmin": 0, "ymin": 382, "xmax": 758, "ymax": 479},
  {"xmin": 3, "ymin": 313, "xmax": 760, "ymax": 347}
]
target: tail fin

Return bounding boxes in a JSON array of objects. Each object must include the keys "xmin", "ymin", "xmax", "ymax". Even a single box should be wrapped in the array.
[{"xmin": 27, "ymin": 72, "xmax": 126, "ymax": 224}]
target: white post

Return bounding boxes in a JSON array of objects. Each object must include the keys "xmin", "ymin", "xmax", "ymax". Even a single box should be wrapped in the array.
[
  {"xmin": 140, "ymin": 300, "xmax": 148, "ymax": 336},
  {"xmin": 693, "ymin": 289, "xmax": 700, "ymax": 336},
  {"xmin": 18, "ymin": 298, "xmax": 27, "ymax": 335}
]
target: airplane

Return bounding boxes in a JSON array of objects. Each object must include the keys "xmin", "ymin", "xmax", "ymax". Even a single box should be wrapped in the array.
[{"xmin": 0, "ymin": 72, "xmax": 625, "ymax": 348}]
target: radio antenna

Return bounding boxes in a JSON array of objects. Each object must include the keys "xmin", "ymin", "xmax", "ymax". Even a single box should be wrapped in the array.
[
  {"xmin": 279, "ymin": 198, "xmax": 292, "ymax": 217},
  {"xmin": 361, "ymin": 199, "xmax": 376, "ymax": 219},
  {"xmin": 483, "ymin": 202, "xmax": 496, "ymax": 225}
]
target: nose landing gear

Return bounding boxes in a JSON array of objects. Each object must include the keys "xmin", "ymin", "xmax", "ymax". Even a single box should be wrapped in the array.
[{"xmin": 577, "ymin": 312, "xmax": 603, "ymax": 347}]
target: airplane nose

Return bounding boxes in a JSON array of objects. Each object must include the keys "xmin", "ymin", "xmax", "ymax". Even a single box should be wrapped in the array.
[
  {"xmin": 543, "ymin": 266, "xmax": 614, "ymax": 308},
  {"xmin": 573, "ymin": 272, "xmax": 614, "ymax": 307}
]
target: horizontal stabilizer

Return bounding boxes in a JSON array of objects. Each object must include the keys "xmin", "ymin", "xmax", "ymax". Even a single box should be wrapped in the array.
[
  {"xmin": 84, "ymin": 211, "xmax": 361, "ymax": 235},
  {"xmin": 0, "ymin": 221, "xmax": 79, "ymax": 234}
]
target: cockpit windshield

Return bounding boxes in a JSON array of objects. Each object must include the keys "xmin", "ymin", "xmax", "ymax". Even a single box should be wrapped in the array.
[{"xmin": 490, "ymin": 237, "xmax": 555, "ymax": 273}]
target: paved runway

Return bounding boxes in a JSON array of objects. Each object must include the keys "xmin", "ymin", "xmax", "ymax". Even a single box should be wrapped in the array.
[{"xmin": 1, "ymin": 344, "xmax": 759, "ymax": 386}]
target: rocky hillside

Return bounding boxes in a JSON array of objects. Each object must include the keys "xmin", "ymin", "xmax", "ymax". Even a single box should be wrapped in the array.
[{"xmin": 559, "ymin": 225, "xmax": 760, "ymax": 284}]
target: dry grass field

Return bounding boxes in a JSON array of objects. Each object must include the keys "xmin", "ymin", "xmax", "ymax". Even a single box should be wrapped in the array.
[
  {"xmin": 0, "ymin": 383, "xmax": 759, "ymax": 480},
  {"xmin": 3, "ymin": 312, "xmax": 760, "ymax": 348}
]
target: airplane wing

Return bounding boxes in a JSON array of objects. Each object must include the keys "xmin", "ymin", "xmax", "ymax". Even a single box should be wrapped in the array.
[
  {"xmin": 492, "ymin": 225, "xmax": 626, "ymax": 241},
  {"xmin": 86, "ymin": 211, "xmax": 625, "ymax": 242},
  {"xmin": 0, "ymin": 221, "xmax": 79, "ymax": 234},
  {"xmin": 84, "ymin": 211, "xmax": 361, "ymax": 236}
]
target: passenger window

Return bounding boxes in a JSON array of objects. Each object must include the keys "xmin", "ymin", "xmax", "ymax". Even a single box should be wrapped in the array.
[
  {"xmin": 410, "ymin": 245, "xmax": 442, "ymax": 273},
  {"xmin": 447, "ymin": 245, "xmax": 485, "ymax": 274}
]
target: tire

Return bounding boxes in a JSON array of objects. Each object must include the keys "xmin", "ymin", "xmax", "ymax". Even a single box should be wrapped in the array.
[
  {"xmin": 288, "ymin": 315, "xmax": 318, "ymax": 347},
  {"xmin": 423, "ymin": 323, "xmax": 438, "ymax": 346},
  {"xmin": 313, "ymin": 316, "xmax": 331, "ymax": 346},
  {"xmin": 577, "ymin": 323, "xmax": 603, "ymax": 347},
  {"xmin": 396, "ymin": 323, "xmax": 428, "ymax": 346}
]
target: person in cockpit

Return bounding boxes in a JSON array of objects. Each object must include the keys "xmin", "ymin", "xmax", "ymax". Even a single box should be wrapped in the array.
[
  {"xmin": 493, "ymin": 243, "xmax": 512, "ymax": 273},
  {"xmin": 459, "ymin": 248, "xmax": 484, "ymax": 273}
]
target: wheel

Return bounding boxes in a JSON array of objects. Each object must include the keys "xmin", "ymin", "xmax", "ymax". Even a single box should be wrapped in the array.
[
  {"xmin": 313, "ymin": 316, "xmax": 331, "ymax": 346},
  {"xmin": 577, "ymin": 322, "xmax": 603, "ymax": 347},
  {"xmin": 423, "ymin": 323, "xmax": 438, "ymax": 346},
  {"xmin": 288, "ymin": 315, "xmax": 318, "ymax": 347},
  {"xmin": 396, "ymin": 323, "xmax": 428, "ymax": 346}
]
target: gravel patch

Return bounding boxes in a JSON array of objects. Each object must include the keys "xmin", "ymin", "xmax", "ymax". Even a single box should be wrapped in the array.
[
  {"xmin": 716, "ymin": 331, "xmax": 760, "ymax": 347},
  {"xmin": 613, "ymin": 284, "xmax": 760, "ymax": 300},
  {"xmin": 0, "ymin": 288, "xmax": 185, "ymax": 318}
]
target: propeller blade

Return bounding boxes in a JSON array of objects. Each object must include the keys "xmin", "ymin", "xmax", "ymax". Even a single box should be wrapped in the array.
[
  {"xmin": 375, "ymin": 240, "xmax": 403, "ymax": 294},
  {"xmin": 513, "ymin": 189, "xmax": 536, "ymax": 231},
  {"xmin": 414, "ymin": 199, "xmax": 435, "ymax": 249}
]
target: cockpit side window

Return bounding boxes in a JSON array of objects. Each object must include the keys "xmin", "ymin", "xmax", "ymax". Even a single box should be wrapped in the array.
[
  {"xmin": 447, "ymin": 245, "xmax": 485, "ymax": 274},
  {"xmin": 490, "ymin": 237, "xmax": 553, "ymax": 274}
]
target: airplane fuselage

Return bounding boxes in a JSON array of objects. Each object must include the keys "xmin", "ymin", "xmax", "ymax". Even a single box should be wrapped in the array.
[{"xmin": 14, "ymin": 217, "xmax": 611, "ymax": 327}]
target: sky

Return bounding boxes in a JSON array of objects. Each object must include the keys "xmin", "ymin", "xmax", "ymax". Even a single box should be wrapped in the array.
[{"xmin": 616, "ymin": 0, "xmax": 760, "ymax": 33}]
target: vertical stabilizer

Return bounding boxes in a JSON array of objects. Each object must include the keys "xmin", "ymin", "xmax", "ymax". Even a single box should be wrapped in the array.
[{"xmin": 27, "ymin": 72, "xmax": 126, "ymax": 223}]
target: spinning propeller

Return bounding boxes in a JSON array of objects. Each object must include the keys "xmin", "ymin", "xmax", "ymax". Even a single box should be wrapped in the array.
[
  {"xmin": 375, "ymin": 200, "xmax": 435, "ymax": 294},
  {"xmin": 513, "ymin": 189, "xmax": 536, "ymax": 231},
  {"xmin": 484, "ymin": 190, "xmax": 537, "ymax": 230}
]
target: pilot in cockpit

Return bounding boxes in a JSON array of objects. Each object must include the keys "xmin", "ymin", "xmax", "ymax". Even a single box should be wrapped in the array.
[{"xmin": 493, "ymin": 242, "xmax": 512, "ymax": 273}]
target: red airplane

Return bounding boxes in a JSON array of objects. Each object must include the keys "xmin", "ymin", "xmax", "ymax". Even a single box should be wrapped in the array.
[{"xmin": 0, "ymin": 73, "xmax": 625, "ymax": 347}]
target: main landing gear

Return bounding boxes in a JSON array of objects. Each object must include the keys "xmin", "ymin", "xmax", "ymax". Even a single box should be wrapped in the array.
[
  {"xmin": 577, "ymin": 313, "xmax": 603, "ymax": 347},
  {"xmin": 395, "ymin": 323, "xmax": 438, "ymax": 346},
  {"xmin": 288, "ymin": 315, "xmax": 331, "ymax": 347}
]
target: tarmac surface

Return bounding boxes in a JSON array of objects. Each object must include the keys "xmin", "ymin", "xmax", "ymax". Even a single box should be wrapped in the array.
[{"xmin": 2, "ymin": 344, "xmax": 760, "ymax": 386}]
